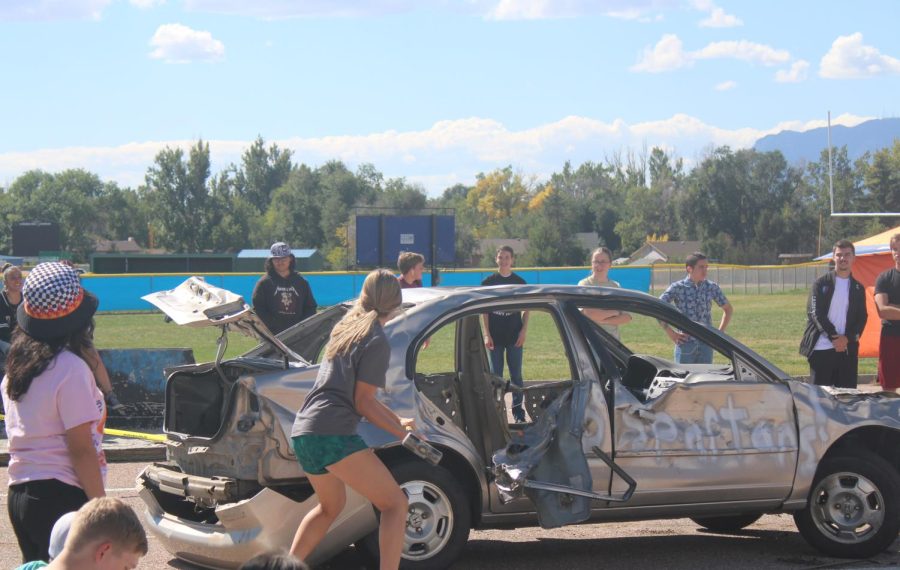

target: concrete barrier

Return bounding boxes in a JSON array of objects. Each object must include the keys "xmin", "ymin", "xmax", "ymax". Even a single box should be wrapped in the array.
[{"xmin": 99, "ymin": 348, "xmax": 194, "ymax": 430}]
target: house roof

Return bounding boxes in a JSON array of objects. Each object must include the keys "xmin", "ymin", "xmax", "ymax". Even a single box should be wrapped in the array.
[
  {"xmin": 94, "ymin": 239, "xmax": 143, "ymax": 253},
  {"xmin": 626, "ymin": 240, "xmax": 701, "ymax": 265},
  {"xmin": 647, "ymin": 240, "xmax": 702, "ymax": 260}
]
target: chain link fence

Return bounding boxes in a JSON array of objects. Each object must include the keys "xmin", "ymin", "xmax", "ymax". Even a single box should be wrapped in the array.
[{"xmin": 650, "ymin": 264, "xmax": 831, "ymax": 295}]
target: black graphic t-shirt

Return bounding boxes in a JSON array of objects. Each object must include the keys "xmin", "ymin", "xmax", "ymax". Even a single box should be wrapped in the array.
[
  {"xmin": 876, "ymin": 268, "xmax": 900, "ymax": 337},
  {"xmin": 252, "ymin": 271, "xmax": 318, "ymax": 335},
  {"xmin": 481, "ymin": 272, "xmax": 526, "ymax": 346}
]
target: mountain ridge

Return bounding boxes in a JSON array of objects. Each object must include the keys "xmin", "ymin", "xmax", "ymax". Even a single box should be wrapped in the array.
[{"xmin": 753, "ymin": 117, "xmax": 900, "ymax": 164}]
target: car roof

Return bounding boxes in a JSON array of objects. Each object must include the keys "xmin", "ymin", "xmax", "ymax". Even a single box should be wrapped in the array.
[{"xmin": 401, "ymin": 284, "xmax": 656, "ymax": 307}]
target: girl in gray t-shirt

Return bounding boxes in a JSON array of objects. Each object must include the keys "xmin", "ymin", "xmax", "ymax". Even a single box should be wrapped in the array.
[{"xmin": 288, "ymin": 269, "xmax": 415, "ymax": 569}]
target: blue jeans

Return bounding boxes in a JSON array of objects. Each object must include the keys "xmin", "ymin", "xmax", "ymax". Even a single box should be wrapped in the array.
[
  {"xmin": 674, "ymin": 337, "xmax": 713, "ymax": 364},
  {"xmin": 489, "ymin": 344, "xmax": 525, "ymax": 422}
]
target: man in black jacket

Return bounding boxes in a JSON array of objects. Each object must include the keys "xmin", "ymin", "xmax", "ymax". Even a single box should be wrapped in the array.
[
  {"xmin": 799, "ymin": 239, "xmax": 868, "ymax": 388},
  {"xmin": 252, "ymin": 242, "xmax": 318, "ymax": 335}
]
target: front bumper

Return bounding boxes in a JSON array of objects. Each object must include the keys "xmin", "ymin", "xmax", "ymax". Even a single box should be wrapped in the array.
[{"xmin": 138, "ymin": 466, "xmax": 378, "ymax": 568}]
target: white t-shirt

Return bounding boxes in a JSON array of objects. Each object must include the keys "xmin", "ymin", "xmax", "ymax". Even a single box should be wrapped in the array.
[
  {"xmin": 813, "ymin": 276, "xmax": 850, "ymax": 351},
  {"xmin": 1, "ymin": 350, "xmax": 107, "ymax": 487}
]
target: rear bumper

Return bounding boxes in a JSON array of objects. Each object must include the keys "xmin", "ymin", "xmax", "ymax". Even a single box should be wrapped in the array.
[{"xmin": 138, "ymin": 467, "xmax": 378, "ymax": 568}]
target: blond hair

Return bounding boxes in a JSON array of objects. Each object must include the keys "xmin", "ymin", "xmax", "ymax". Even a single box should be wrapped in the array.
[
  {"xmin": 66, "ymin": 497, "xmax": 148, "ymax": 556},
  {"xmin": 324, "ymin": 269, "xmax": 401, "ymax": 360}
]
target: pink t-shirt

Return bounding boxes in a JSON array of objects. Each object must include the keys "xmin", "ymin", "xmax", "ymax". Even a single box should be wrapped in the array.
[{"xmin": 1, "ymin": 350, "xmax": 107, "ymax": 487}]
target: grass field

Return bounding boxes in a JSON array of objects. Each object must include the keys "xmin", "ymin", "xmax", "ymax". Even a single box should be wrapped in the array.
[{"xmin": 93, "ymin": 291, "xmax": 877, "ymax": 378}]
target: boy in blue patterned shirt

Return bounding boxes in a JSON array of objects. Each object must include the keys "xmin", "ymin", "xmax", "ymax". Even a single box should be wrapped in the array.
[{"xmin": 659, "ymin": 252, "xmax": 734, "ymax": 364}]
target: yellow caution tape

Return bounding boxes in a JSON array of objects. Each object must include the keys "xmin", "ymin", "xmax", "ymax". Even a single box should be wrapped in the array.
[
  {"xmin": 0, "ymin": 413, "xmax": 167, "ymax": 443},
  {"xmin": 104, "ymin": 428, "xmax": 167, "ymax": 443}
]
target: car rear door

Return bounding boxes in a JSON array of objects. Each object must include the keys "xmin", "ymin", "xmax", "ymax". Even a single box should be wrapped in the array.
[{"xmin": 490, "ymin": 302, "xmax": 633, "ymax": 529}]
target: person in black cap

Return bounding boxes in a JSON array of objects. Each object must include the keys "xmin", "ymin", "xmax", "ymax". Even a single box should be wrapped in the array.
[
  {"xmin": 252, "ymin": 242, "xmax": 318, "ymax": 335},
  {"xmin": 2, "ymin": 262, "xmax": 107, "ymax": 565}
]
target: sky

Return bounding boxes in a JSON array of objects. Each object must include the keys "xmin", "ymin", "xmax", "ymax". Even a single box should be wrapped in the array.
[{"xmin": 1, "ymin": 0, "xmax": 899, "ymax": 195}]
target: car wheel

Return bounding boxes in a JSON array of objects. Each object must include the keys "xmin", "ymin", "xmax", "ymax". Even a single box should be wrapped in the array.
[
  {"xmin": 690, "ymin": 513, "xmax": 763, "ymax": 532},
  {"xmin": 356, "ymin": 460, "xmax": 471, "ymax": 570},
  {"xmin": 794, "ymin": 450, "xmax": 900, "ymax": 558}
]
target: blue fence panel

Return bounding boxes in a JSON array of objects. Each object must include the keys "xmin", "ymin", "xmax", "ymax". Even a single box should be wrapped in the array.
[
  {"xmin": 87, "ymin": 276, "xmax": 154, "ymax": 311},
  {"xmin": 82, "ymin": 266, "xmax": 653, "ymax": 313}
]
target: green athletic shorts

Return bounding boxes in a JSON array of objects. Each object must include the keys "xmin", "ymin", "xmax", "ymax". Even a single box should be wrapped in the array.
[{"xmin": 291, "ymin": 434, "xmax": 368, "ymax": 475}]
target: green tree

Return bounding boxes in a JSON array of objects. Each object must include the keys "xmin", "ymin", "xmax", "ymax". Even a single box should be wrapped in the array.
[
  {"xmin": 377, "ymin": 177, "xmax": 428, "ymax": 211},
  {"xmin": 97, "ymin": 184, "xmax": 149, "ymax": 246},
  {"xmin": 523, "ymin": 184, "xmax": 585, "ymax": 266},
  {"xmin": 615, "ymin": 148, "xmax": 684, "ymax": 253},
  {"xmin": 142, "ymin": 140, "xmax": 212, "ymax": 252},
  {"xmin": 431, "ymin": 183, "xmax": 477, "ymax": 266},
  {"xmin": 260, "ymin": 164, "xmax": 324, "ymax": 249},
  {"xmin": 465, "ymin": 166, "xmax": 532, "ymax": 239},
  {"xmin": 550, "ymin": 160, "xmax": 622, "ymax": 253},
  {"xmin": 235, "ymin": 136, "xmax": 293, "ymax": 213},
  {"xmin": 5, "ymin": 169, "xmax": 105, "ymax": 260},
  {"xmin": 317, "ymin": 161, "xmax": 377, "ymax": 269},
  {"xmin": 860, "ymin": 140, "xmax": 900, "ymax": 224}
]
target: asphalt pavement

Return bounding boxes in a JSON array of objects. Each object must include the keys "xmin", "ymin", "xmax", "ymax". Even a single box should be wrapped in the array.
[{"xmin": 2, "ymin": 461, "xmax": 900, "ymax": 569}]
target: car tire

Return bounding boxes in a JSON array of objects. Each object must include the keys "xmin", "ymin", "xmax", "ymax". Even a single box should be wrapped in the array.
[
  {"xmin": 356, "ymin": 460, "xmax": 471, "ymax": 570},
  {"xmin": 690, "ymin": 513, "xmax": 763, "ymax": 532},
  {"xmin": 793, "ymin": 450, "xmax": 900, "ymax": 559}
]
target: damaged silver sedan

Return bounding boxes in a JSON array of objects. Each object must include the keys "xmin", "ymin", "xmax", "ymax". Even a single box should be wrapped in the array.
[{"xmin": 137, "ymin": 278, "xmax": 900, "ymax": 569}]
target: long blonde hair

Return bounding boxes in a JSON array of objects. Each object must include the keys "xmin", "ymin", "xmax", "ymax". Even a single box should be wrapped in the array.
[{"xmin": 324, "ymin": 268, "xmax": 402, "ymax": 360}]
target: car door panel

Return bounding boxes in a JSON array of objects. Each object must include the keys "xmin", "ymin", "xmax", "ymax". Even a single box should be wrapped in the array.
[
  {"xmin": 610, "ymin": 379, "xmax": 797, "ymax": 506},
  {"xmin": 490, "ymin": 301, "xmax": 622, "ymax": 524}
]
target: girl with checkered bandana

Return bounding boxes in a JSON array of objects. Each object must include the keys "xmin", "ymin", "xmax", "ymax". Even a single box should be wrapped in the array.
[{"xmin": 2, "ymin": 262, "xmax": 107, "ymax": 565}]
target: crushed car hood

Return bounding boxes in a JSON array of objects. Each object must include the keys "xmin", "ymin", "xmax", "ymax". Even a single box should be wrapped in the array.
[{"xmin": 142, "ymin": 276, "xmax": 306, "ymax": 364}]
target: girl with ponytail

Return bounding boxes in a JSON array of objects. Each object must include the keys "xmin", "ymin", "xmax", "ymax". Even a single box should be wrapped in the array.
[{"xmin": 289, "ymin": 269, "xmax": 414, "ymax": 569}]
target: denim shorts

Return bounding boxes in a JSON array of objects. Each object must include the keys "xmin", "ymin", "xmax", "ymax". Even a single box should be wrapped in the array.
[{"xmin": 291, "ymin": 434, "xmax": 368, "ymax": 475}]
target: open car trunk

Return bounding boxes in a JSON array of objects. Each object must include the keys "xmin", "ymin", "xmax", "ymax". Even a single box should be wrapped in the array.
[{"xmin": 140, "ymin": 277, "xmax": 348, "ymax": 489}]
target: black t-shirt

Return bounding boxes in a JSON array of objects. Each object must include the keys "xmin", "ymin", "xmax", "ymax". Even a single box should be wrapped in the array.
[
  {"xmin": 481, "ymin": 272, "xmax": 526, "ymax": 345},
  {"xmin": 875, "ymin": 268, "xmax": 900, "ymax": 337},
  {"xmin": 0, "ymin": 292, "xmax": 20, "ymax": 344},
  {"xmin": 251, "ymin": 271, "xmax": 318, "ymax": 335}
]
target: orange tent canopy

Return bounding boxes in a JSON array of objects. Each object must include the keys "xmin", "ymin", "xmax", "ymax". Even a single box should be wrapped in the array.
[{"xmin": 855, "ymin": 254, "xmax": 896, "ymax": 358}]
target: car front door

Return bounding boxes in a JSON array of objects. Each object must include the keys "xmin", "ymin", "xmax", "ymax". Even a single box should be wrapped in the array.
[{"xmin": 578, "ymin": 299, "xmax": 800, "ymax": 510}]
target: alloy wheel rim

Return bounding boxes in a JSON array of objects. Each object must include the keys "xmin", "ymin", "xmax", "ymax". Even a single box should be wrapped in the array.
[
  {"xmin": 810, "ymin": 471, "xmax": 885, "ymax": 544},
  {"xmin": 400, "ymin": 479, "xmax": 454, "ymax": 561}
]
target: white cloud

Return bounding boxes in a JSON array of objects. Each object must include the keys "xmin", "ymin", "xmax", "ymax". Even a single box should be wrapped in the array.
[
  {"xmin": 714, "ymin": 80, "xmax": 736, "ymax": 91},
  {"xmin": 690, "ymin": 1, "xmax": 742, "ymax": 28},
  {"xmin": 0, "ymin": 0, "xmax": 111, "ymax": 21},
  {"xmin": 149, "ymin": 23, "xmax": 225, "ymax": 64},
  {"xmin": 485, "ymin": 0, "xmax": 675, "ymax": 20},
  {"xmin": 0, "ymin": 113, "xmax": 874, "ymax": 196},
  {"xmin": 698, "ymin": 6, "xmax": 742, "ymax": 28},
  {"xmin": 183, "ymin": 0, "xmax": 416, "ymax": 18},
  {"xmin": 694, "ymin": 40, "xmax": 789, "ymax": 66},
  {"xmin": 819, "ymin": 33, "xmax": 900, "ymax": 79},
  {"xmin": 630, "ymin": 34, "xmax": 692, "ymax": 73},
  {"xmin": 633, "ymin": 34, "xmax": 790, "ymax": 73},
  {"xmin": 130, "ymin": 0, "xmax": 165, "ymax": 8},
  {"xmin": 775, "ymin": 60, "xmax": 809, "ymax": 83},
  {"xmin": 181, "ymin": 0, "xmax": 675, "ymax": 21}
]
